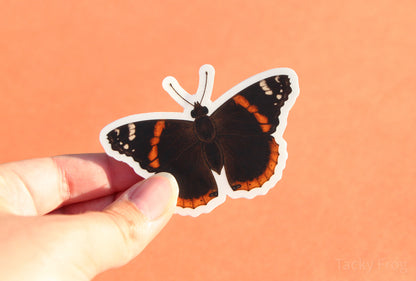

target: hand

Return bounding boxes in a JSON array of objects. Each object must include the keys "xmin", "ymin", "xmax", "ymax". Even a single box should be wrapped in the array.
[{"xmin": 0, "ymin": 154, "xmax": 178, "ymax": 281}]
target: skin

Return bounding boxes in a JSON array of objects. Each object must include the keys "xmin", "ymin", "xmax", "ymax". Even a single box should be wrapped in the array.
[{"xmin": 0, "ymin": 153, "xmax": 179, "ymax": 281}]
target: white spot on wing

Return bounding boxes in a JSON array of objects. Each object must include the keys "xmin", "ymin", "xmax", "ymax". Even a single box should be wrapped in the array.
[
  {"xmin": 123, "ymin": 144, "xmax": 129, "ymax": 149},
  {"xmin": 128, "ymin": 123, "xmax": 135, "ymax": 130},
  {"xmin": 276, "ymin": 94, "xmax": 282, "ymax": 100},
  {"xmin": 114, "ymin": 128, "xmax": 120, "ymax": 136},
  {"xmin": 259, "ymin": 79, "xmax": 273, "ymax": 95},
  {"xmin": 128, "ymin": 123, "xmax": 136, "ymax": 141}
]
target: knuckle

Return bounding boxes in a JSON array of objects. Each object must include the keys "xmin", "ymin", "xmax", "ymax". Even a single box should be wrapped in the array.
[{"xmin": 102, "ymin": 201, "xmax": 147, "ymax": 257}]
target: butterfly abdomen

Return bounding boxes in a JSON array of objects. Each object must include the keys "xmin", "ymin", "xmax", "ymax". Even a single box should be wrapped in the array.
[{"xmin": 194, "ymin": 115, "xmax": 223, "ymax": 174}]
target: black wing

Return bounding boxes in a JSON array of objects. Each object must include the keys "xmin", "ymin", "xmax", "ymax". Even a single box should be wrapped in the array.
[
  {"xmin": 211, "ymin": 74, "xmax": 292, "ymax": 191},
  {"xmin": 106, "ymin": 119, "xmax": 218, "ymax": 208}
]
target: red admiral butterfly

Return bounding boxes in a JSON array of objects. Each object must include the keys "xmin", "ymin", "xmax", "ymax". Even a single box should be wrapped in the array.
[{"xmin": 100, "ymin": 65, "xmax": 299, "ymax": 216}]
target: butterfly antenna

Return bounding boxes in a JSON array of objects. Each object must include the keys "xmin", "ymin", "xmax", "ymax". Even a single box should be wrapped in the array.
[
  {"xmin": 169, "ymin": 83, "xmax": 193, "ymax": 106},
  {"xmin": 199, "ymin": 71, "xmax": 208, "ymax": 103}
]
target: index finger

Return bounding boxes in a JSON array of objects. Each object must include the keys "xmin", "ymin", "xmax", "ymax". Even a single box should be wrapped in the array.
[{"xmin": 0, "ymin": 153, "xmax": 142, "ymax": 215}]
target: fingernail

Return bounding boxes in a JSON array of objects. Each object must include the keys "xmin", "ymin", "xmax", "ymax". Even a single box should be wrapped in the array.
[{"xmin": 128, "ymin": 173, "xmax": 178, "ymax": 220}]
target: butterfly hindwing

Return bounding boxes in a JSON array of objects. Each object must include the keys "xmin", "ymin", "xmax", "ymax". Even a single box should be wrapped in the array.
[
  {"xmin": 211, "ymin": 74, "xmax": 291, "ymax": 192},
  {"xmin": 164, "ymin": 142, "xmax": 218, "ymax": 208},
  {"xmin": 106, "ymin": 119, "xmax": 219, "ymax": 208}
]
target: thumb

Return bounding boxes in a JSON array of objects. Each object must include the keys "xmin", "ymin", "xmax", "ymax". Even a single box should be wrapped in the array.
[{"xmin": 73, "ymin": 172, "xmax": 179, "ymax": 277}]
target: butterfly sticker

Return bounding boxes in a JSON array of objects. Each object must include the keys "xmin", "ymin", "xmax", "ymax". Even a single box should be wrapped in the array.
[{"xmin": 100, "ymin": 65, "xmax": 299, "ymax": 217}]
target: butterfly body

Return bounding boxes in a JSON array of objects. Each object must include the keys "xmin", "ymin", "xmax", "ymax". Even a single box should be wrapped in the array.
[{"xmin": 101, "ymin": 65, "xmax": 299, "ymax": 216}]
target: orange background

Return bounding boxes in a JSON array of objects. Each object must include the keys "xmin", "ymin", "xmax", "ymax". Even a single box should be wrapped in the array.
[{"xmin": 0, "ymin": 1, "xmax": 415, "ymax": 280}]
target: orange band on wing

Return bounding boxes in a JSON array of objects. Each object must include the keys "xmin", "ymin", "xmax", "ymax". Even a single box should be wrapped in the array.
[
  {"xmin": 148, "ymin": 121, "xmax": 165, "ymax": 168},
  {"xmin": 149, "ymin": 158, "xmax": 160, "ymax": 169},
  {"xmin": 177, "ymin": 188, "xmax": 218, "ymax": 209},
  {"xmin": 233, "ymin": 95, "xmax": 271, "ymax": 133},
  {"xmin": 233, "ymin": 95, "xmax": 250, "ymax": 108},
  {"xmin": 247, "ymin": 104, "xmax": 258, "ymax": 113},
  {"xmin": 148, "ymin": 145, "xmax": 158, "ymax": 161},
  {"xmin": 154, "ymin": 120, "xmax": 165, "ymax": 136},
  {"xmin": 150, "ymin": 136, "xmax": 160, "ymax": 146},
  {"xmin": 231, "ymin": 139, "xmax": 279, "ymax": 191}
]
